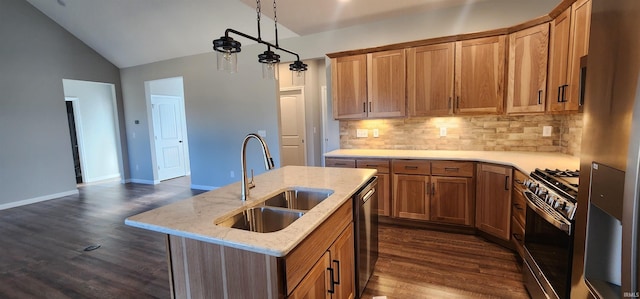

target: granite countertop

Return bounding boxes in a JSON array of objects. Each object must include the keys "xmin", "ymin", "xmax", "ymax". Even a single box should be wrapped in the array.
[
  {"xmin": 125, "ymin": 166, "xmax": 376, "ymax": 257},
  {"xmin": 324, "ymin": 149, "xmax": 580, "ymax": 174}
]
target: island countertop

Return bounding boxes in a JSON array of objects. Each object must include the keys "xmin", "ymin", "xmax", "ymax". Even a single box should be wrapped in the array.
[
  {"xmin": 324, "ymin": 149, "xmax": 580, "ymax": 174},
  {"xmin": 125, "ymin": 166, "xmax": 376, "ymax": 257}
]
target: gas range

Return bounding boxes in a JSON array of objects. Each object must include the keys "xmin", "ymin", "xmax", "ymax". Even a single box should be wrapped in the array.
[{"xmin": 522, "ymin": 168, "xmax": 580, "ymax": 224}]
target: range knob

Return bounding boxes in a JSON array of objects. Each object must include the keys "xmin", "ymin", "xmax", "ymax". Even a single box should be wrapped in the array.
[{"xmin": 536, "ymin": 187, "xmax": 548, "ymax": 197}]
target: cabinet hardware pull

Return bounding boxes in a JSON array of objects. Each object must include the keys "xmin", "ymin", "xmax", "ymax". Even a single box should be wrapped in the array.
[
  {"xmin": 327, "ymin": 267, "xmax": 335, "ymax": 294},
  {"xmin": 366, "ymin": 164, "xmax": 377, "ymax": 167},
  {"xmin": 444, "ymin": 167, "xmax": 459, "ymax": 172},
  {"xmin": 432, "ymin": 182, "xmax": 436, "ymax": 195},
  {"xmin": 514, "ymin": 179, "xmax": 524, "ymax": 184},
  {"xmin": 332, "ymin": 260, "xmax": 341, "ymax": 284},
  {"xmin": 405, "ymin": 166, "xmax": 419, "ymax": 170},
  {"xmin": 561, "ymin": 84, "xmax": 568, "ymax": 102},
  {"xmin": 363, "ymin": 102, "xmax": 366, "ymax": 113},
  {"xmin": 456, "ymin": 96, "xmax": 460, "ymax": 110},
  {"xmin": 369, "ymin": 102, "xmax": 372, "ymax": 112},
  {"xmin": 512, "ymin": 234, "xmax": 523, "ymax": 242},
  {"xmin": 504, "ymin": 176, "xmax": 510, "ymax": 190},
  {"xmin": 557, "ymin": 86, "xmax": 562, "ymax": 103},
  {"xmin": 514, "ymin": 203, "xmax": 523, "ymax": 210},
  {"xmin": 537, "ymin": 90, "xmax": 542, "ymax": 105}
]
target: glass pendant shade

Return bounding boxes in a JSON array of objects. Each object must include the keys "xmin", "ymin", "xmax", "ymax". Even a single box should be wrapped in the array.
[
  {"xmin": 292, "ymin": 69, "xmax": 305, "ymax": 85},
  {"xmin": 262, "ymin": 62, "xmax": 279, "ymax": 80},
  {"xmin": 216, "ymin": 51, "xmax": 238, "ymax": 73}
]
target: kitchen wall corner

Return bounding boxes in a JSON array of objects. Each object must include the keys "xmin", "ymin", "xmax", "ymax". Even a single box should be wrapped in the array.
[{"xmin": 339, "ymin": 114, "xmax": 583, "ymax": 156}]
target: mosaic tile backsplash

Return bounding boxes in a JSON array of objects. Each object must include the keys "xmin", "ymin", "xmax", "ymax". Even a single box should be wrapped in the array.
[{"xmin": 339, "ymin": 114, "xmax": 583, "ymax": 157}]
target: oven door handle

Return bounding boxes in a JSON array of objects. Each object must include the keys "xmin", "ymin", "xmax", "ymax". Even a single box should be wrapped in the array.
[{"xmin": 523, "ymin": 191, "xmax": 572, "ymax": 235}]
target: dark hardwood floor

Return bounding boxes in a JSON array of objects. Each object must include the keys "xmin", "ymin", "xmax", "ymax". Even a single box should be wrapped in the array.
[{"xmin": 0, "ymin": 178, "xmax": 528, "ymax": 298}]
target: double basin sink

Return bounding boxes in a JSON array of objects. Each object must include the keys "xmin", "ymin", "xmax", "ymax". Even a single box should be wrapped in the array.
[{"xmin": 215, "ymin": 188, "xmax": 334, "ymax": 233}]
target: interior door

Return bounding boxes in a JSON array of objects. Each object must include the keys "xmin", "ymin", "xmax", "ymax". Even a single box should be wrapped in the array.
[
  {"xmin": 151, "ymin": 95, "xmax": 186, "ymax": 181},
  {"xmin": 279, "ymin": 88, "xmax": 307, "ymax": 166}
]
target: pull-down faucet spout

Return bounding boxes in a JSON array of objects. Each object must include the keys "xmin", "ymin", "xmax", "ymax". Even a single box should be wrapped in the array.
[{"xmin": 241, "ymin": 133, "xmax": 275, "ymax": 201}]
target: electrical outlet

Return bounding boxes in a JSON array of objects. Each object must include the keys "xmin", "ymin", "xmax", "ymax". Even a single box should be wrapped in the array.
[
  {"xmin": 356, "ymin": 129, "xmax": 368, "ymax": 138},
  {"xmin": 440, "ymin": 127, "xmax": 447, "ymax": 137},
  {"xmin": 373, "ymin": 129, "xmax": 379, "ymax": 138},
  {"xmin": 543, "ymin": 126, "xmax": 552, "ymax": 137}
]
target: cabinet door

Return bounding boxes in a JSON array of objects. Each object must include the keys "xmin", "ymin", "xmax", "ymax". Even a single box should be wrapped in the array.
[
  {"xmin": 430, "ymin": 176, "xmax": 474, "ymax": 226},
  {"xmin": 393, "ymin": 174, "xmax": 430, "ymax": 220},
  {"xmin": 476, "ymin": 164, "xmax": 513, "ymax": 240},
  {"xmin": 407, "ymin": 43, "xmax": 454, "ymax": 117},
  {"xmin": 330, "ymin": 224, "xmax": 356, "ymax": 299},
  {"xmin": 455, "ymin": 35, "xmax": 506, "ymax": 115},
  {"xmin": 332, "ymin": 55, "xmax": 368, "ymax": 119},
  {"xmin": 289, "ymin": 252, "xmax": 332, "ymax": 299},
  {"xmin": 566, "ymin": 0, "xmax": 591, "ymax": 111},
  {"xmin": 547, "ymin": 8, "xmax": 572, "ymax": 112},
  {"xmin": 506, "ymin": 23, "xmax": 549, "ymax": 114},
  {"xmin": 376, "ymin": 173, "xmax": 391, "ymax": 217},
  {"xmin": 367, "ymin": 49, "xmax": 406, "ymax": 118}
]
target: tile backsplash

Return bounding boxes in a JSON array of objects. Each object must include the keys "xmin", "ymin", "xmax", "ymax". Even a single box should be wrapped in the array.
[{"xmin": 339, "ymin": 114, "xmax": 583, "ymax": 157}]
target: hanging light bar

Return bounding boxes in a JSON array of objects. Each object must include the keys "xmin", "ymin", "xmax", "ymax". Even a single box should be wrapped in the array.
[{"xmin": 212, "ymin": 0, "xmax": 307, "ymax": 80}]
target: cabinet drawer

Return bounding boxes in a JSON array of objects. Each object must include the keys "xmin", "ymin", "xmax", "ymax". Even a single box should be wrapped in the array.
[
  {"xmin": 431, "ymin": 161, "xmax": 474, "ymax": 177},
  {"xmin": 511, "ymin": 216, "xmax": 525, "ymax": 257},
  {"xmin": 357, "ymin": 159, "xmax": 390, "ymax": 173},
  {"xmin": 513, "ymin": 170, "xmax": 529, "ymax": 191},
  {"xmin": 512, "ymin": 188, "xmax": 526, "ymax": 226},
  {"xmin": 325, "ymin": 158, "xmax": 356, "ymax": 168},
  {"xmin": 392, "ymin": 160, "xmax": 430, "ymax": 175}
]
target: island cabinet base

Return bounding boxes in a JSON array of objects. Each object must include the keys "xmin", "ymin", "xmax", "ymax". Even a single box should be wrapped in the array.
[{"xmin": 165, "ymin": 200, "xmax": 354, "ymax": 299}]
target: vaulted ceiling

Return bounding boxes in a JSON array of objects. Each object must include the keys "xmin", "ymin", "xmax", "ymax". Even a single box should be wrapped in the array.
[{"xmin": 26, "ymin": 0, "xmax": 552, "ymax": 68}]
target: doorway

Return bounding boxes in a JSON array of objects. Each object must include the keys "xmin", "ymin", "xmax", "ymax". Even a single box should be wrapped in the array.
[
  {"xmin": 62, "ymin": 79, "xmax": 123, "ymax": 184},
  {"xmin": 146, "ymin": 77, "xmax": 190, "ymax": 182},
  {"xmin": 279, "ymin": 87, "xmax": 307, "ymax": 166},
  {"xmin": 65, "ymin": 99, "xmax": 82, "ymax": 183}
]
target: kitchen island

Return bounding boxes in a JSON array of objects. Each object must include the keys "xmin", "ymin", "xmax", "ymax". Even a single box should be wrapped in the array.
[{"xmin": 126, "ymin": 165, "xmax": 376, "ymax": 298}]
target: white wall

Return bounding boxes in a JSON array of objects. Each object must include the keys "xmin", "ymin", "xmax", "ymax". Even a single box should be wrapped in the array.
[{"xmin": 63, "ymin": 79, "xmax": 121, "ymax": 182}]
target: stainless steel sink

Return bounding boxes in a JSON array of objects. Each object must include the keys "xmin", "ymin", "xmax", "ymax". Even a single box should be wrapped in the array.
[
  {"xmin": 215, "ymin": 206, "xmax": 304, "ymax": 233},
  {"xmin": 261, "ymin": 188, "xmax": 334, "ymax": 210}
]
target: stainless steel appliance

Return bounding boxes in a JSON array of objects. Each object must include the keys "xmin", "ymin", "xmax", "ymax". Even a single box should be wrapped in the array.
[
  {"xmin": 354, "ymin": 176, "xmax": 378, "ymax": 298},
  {"xmin": 572, "ymin": 0, "xmax": 640, "ymax": 297},
  {"xmin": 521, "ymin": 168, "xmax": 580, "ymax": 299}
]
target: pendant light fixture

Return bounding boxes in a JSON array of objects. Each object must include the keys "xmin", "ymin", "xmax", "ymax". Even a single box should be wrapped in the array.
[{"xmin": 212, "ymin": 0, "xmax": 307, "ymax": 81}]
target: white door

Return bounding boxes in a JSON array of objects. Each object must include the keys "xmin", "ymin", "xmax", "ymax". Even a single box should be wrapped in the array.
[
  {"xmin": 151, "ymin": 95, "xmax": 186, "ymax": 180},
  {"xmin": 279, "ymin": 87, "xmax": 307, "ymax": 166}
]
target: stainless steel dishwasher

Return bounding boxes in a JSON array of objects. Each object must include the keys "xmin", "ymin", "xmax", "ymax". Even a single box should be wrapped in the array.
[{"xmin": 354, "ymin": 176, "xmax": 378, "ymax": 298}]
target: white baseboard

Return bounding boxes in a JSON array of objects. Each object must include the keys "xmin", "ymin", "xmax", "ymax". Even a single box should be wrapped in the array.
[
  {"xmin": 84, "ymin": 173, "xmax": 121, "ymax": 183},
  {"xmin": 128, "ymin": 178, "xmax": 160, "ymax": 185},
  {"xmin": 190, "ymin": 184, "xmax": 218, "ymax": 191},
  {"xmin": 0, "ymin": 189, "xmax": 79, "ymax": 211}
]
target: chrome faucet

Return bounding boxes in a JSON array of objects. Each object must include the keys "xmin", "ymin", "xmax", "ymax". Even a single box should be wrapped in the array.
[{"xmin": 241, "ymin": 133, "xmax": 275, "ymax": 201}]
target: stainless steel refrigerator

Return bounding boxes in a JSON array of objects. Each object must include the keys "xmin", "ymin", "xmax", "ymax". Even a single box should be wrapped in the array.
[{"xmin": 572, "ymin": 0, "xmax": 640, "ymax": 297}]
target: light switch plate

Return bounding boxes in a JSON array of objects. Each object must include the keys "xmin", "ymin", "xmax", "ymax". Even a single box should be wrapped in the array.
[
  {"xmin": 373, "ymin": 129, "xmax": 379, "ymax": 138},
  {"xmin": 440, "ymin": 127, "xmax": 447, "ymax": 137},
  {"xmin": 542, "ymin": 126, "xmax": 552, "ymax": 137},
  {"xmin": 356, "ymin": 129, "xmax": 368, "ymax": 138}
]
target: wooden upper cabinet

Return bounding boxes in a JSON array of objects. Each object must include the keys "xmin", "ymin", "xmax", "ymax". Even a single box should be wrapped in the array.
[
  {"xmin": 331, "ymin": 54, "xmax": 367, "ymax": 119},
  {"xmin": 407, "ymin": 43, "xmax": 455, "ymax": 117},
  {"xmin": 455, "ymin": 35, "xmax": 506, "ymax": 115},
  {"xmin": 331, "ymin": 50, "xmax": 406, "ymax": 120},
  {"xmin": 506, "ymin": 23, "xmax": 550, "ymax": 114},
  {"xmin": 566, "ymin": 0, "xmax": 591, "ymax": 111},
  {"xmin": 547, "ymin": 0, "xmax": 591, "ymax": 113},
  {"xmin": 367, "ymin": 49, "xmax": 407, "ymax": 118}
]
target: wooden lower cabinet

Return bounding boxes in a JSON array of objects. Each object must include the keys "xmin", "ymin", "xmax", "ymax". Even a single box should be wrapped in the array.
[
  {"xmin": 356, "ymin": 159, "xmax": 391, "ymax": 217},
  {"xmin": 166, "ymin": 200, "xmax": 354, "ymax": 299},
  {"xmin": 430, "ymin": 176, "xmax": 474, "ymax": 226},
  {"xmin": 290, "ymin": 223, "xmax": 355, "ymax": 299},
  {"xmin": 510, "ymin": 170, "xmax": 528, "ymax": 257},
  {"xmin": 476, "ymin": 163, "xmax": 513, "ymax": 240},
  {"xmin": 393, "ymin": 173, "xmax": 430, "ymax": 220}
]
